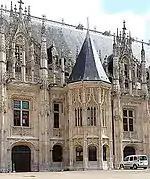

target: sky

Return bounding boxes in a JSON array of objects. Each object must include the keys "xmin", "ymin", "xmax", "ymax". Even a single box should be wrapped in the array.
[{"xmin": 1, "ymin": 0, "xmax": 150, "ymax": 42}]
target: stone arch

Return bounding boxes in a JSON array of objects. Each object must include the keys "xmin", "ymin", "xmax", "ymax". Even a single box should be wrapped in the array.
[
  {"xmin": 103, "ymin": 144, "xmax": 109, "ymax": 161},
  {"xmin": 123, "ymin": 145, "xmax": 136, "ymax": 158},
  {"xmin": 10, "ymin": 140, "xmax": 36, "ymax": 151},
  {"xmin": 11, "ymin": 144, "xmax": 31, "ymax": 172},
  {"xmin": 88, "ymin": 145, "xmax": 97, "ymax": 161},
  {"xmin": 52, "ymin": 144, "xmax": 63, "ymax": 162}
]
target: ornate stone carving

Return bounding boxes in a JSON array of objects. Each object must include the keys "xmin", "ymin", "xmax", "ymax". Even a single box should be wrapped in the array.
[{"xmin": 11, "ymin": 127, "xmax": 33, "ymax": 136}]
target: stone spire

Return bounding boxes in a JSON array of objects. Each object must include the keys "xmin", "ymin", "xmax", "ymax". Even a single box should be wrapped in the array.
[
  {"xmin": 40, "ymin": 15, "xmax": 48, "ymax": 79},
  {"xmin": 0, "ymin": 4, "xmax": 6, "ymax": 82},
  {"xmin": 141, "ymin": 40, "xmax": 148, "ymax": 96},
  {"xmin": 113, "ymin": 33, "xmax": 116, "ymax": 54},
  {"xmin": 128, "ymin": 31, "xmax": 132, "ymax": 53},
  {"xmin": 27, "ymin": 6, "xmax": 31, "ymax": 22},
  {"xmin": 10, "ymin": 1, "xmax": 13, "ymax": 17},
  {"xmin": 116, "ymin": 28, "xmax": 119, "ymax": 44},
  {"xmin": 141, "ymin": 40, "xmax": 145, "ymax": 62},
  {"xmin": 61, "ymin": 49, "xmax": 65, "ymax": 86},
  {"xmin": 113, "ymin": 31, "xmax": 120, "ymax": 92},
  {"xmin": 122, "ymin": 20, "xmax": 126, "ymax": 46},
  {"xmin": 68, "ymin": 18, "xmax": 109, "ymax": 83},
  {"xmin": 51, "ymin": 41, "xmax": 58, "ymax": 84},
  {"xmin": 0, "ymin": 5, "xmax": 4, "ymax": 31},
  {"xmin": 26, "ymin": 6, "xmax": 31, "ymax": 36}
]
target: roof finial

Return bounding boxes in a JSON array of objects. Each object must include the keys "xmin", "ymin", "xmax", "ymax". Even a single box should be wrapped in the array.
[
  {"xmin": 18, "ymin": 0, "xmax": 24, "ymax": 18},
  {"xmin": 41, "ymin": 14, "xmax": 46, "ymax": 36},
  {"xmin": 117, "ymin": 28, "xmax": 119, "ymax": 37},
  {"xmin": 24, "ymin": 6, "xmax": 27, "ymax": 14},
  {"xmin": 28, "ymin": 6, "xmax": 30, "ymax": 16},
  {"xmin": 142, "ymin": 40, "xmax": 144, "ymax": 50},
  {"xmin": 87, "ymin": 17, "xmax": 90, "ymax": 36},
  {"xmin": 113, "ymin": 33, "xmax": 116, "ymax": 45},
  {"xmin": 123, "ymin": 20, "xmax": 126, "ymax": 30},
  {"xmin": 0, "ymin": 5, "xmax": 4, "ymax": 32},
  {"xmin": 14, "ymin": 4, "xmax": 17, "ymax": 13},
  {"xmin": 0, "ymin": 5, "xmax": 3, "ymax": 19},
  {"xmin": 10, "ymin": 1, "xmax": 13, "ymax": 11},
  {"xmin": 122, "ymin": 20, "xmax": 126, "ymax": 41}
]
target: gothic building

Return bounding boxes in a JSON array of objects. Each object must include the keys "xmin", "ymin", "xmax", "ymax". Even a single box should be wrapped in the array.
[{"xmin": 0, "ymin": 1, "xmax": 150, "ymax": 172}]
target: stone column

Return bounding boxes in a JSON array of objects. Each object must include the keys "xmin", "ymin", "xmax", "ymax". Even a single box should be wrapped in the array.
[
  {"xmin": 21, "ymin": 47, "xmax": 26, "ymax": 82},
  {"xmin": 97, "ymin": 87, "xmax": 103, "ymax": 169},
  {"xmin": 83, "ymin": 134, "xmax": 88, "ymax": 170},
  {"xmin": 109, "ymin": 139, "xmax": 113, "ymax": 169},
  {"xmin": 134, "ymin": 63, "xmax": 138, "ymax": 95},
  {"xmin": 31, "ymin": 43, "xmax": 35, "ymax": 82},
  {"xmin": 53, "ymin": 56, "xmax": 56, "ymax": 84},
  {"xmin": 38, "ymin": 85, "xmax": 49, "ymax": 171},
  {"xmin": 12, "ymin": 42, "xmax": 16, "ymax": 79},
  {"xmin": 122, "ymin": 63, "xmax": 125, "ymax": 92},
  {"xmin": 69, "ymin": 141, "xmax": 74, "ymax": 170},
  {"xmin": 7, "ymin": 148, "xmax": 12, "ymax": 172},
  {"xmin": 61, "ymin": 58, "xmax": 65, "ymax": 86},
  {"xmin": 32, "ymin": 149, "xmax": 39, "ymax": 172}
]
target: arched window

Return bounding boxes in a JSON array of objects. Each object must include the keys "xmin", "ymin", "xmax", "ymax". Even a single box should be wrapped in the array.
[
  {"xmin": 88, "ymin": 145, "xmax": 97, "ymax": 161},
  {"xmin": 123, "ymin": 146, "xmax": 135, "ymax": 158},
  {"xmin": 87, "ymin": 107, "xmax": 96, "ymax": 126},
  {"xmin": 76, "ymin": 146, "xmax": 83, "ymax": 161},
  {"xmin": 52, "ymin": 145, "xmax": 63, "ymax": 162},
  {"xmin": 103, "ymin": 145, "xmax": 107, "ymax": 161},
  {"xmin": 12, "ymin": 145, "xmax": 31, "ymax": 172}
]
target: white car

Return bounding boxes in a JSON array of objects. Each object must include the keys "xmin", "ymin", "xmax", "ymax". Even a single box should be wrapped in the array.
[{"xmin": 119, "ymin": 155, "xmax": 148, "ymax": 169}]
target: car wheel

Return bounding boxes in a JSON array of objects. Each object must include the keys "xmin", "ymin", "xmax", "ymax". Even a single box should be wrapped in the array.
[
  {"xmin": 143, "ymin": 167, "xmax": 147, "ymax": 169},
  {"xmin": 119, "ymin": 164, "xmax": 124, "ymax": 169},
  {"xmin": 133, "ymin": 164, "xmax": 137, "ymax": 169}
]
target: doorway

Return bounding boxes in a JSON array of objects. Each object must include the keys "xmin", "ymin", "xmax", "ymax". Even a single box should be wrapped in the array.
[{"xmin": 12, "ymin": 145, "xmax": 31, "ymax": 172}]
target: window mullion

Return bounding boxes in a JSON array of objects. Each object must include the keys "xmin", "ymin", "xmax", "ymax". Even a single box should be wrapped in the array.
[{"xmin": 21, "ymin": 101, "xmax": 22, "ymax": 126}]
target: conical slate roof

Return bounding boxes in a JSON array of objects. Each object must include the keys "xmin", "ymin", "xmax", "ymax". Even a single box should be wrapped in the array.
[{"xmin": 68, "ymin": 31, "xmax": 110, "ymax": 83}]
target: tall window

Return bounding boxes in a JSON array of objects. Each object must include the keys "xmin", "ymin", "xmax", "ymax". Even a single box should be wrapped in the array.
[
  {"xmin": 75, "ymin": 108, "xmax": 82, "ymax": 126},
  {"xmin": 87, "ymin": 107, "xmax": 96, "ymax": 126},
  {"xmin": 88, "ymin": 145, "xmax": 97, "ymax": 161},
  {"xmin": 15, "ymin": 45, "xmax": 23, "ymax": 61},
  {"xmin": 123, "ymin": 109, "xmax": 134, "ymax": 131},
  {"xmin": 54, "ymin": 103, "xmax": 60, "ymax": 128},
  {"xmin": 124, "ymin": 64, "xmax": 129, "ymax": 88},
  {"xmin": 13, "ymin": 100, "xmax": 29, "ymax": 127},
  {"xmin": 103, "ymin": 145, "xmax": 107, "ymax": 161},
  {"xmin": 76, "ymin": 146, "xmax": 83, "ymax": 161},
  {"xmin": 15, "ymin": 45, "xmax": 23, "ymax": 72},
  {"xmin": 102, "ymin": 109, "xmax": 106, "ymax": 127}
]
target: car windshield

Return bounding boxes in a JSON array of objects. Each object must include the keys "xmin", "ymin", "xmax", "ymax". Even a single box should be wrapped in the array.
[
  {"xmin": 139, "ymin": 156, "xmax": 147, "ymax": 161},
  {"xmin": 124, "ymin": 157, "xmax": 129, "ymax": 161}
]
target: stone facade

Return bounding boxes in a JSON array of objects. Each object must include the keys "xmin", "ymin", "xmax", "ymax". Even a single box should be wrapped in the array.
[{"xmin": 0, "ymin": 1, "xmax": 150, "ymax": 172}]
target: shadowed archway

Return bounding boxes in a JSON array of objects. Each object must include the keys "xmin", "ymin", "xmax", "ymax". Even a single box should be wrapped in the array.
[
  {"xmin": 12, "ymin": 145, "xmax": 31, "ymax": 172},
  {"xmin": 123, "ymin": 146, "xmax": 135, "ymax": 158}
]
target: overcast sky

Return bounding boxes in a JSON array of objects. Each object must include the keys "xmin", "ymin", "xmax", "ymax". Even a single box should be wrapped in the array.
[{"xmin": 1, "ymin": 0, "xmax": 150, "ymax": 41}]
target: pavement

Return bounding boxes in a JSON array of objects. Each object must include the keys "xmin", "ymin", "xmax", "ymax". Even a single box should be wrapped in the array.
[{"xmin": 1, "ymin": 169, "xmax": 150, "ymax": 179}]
